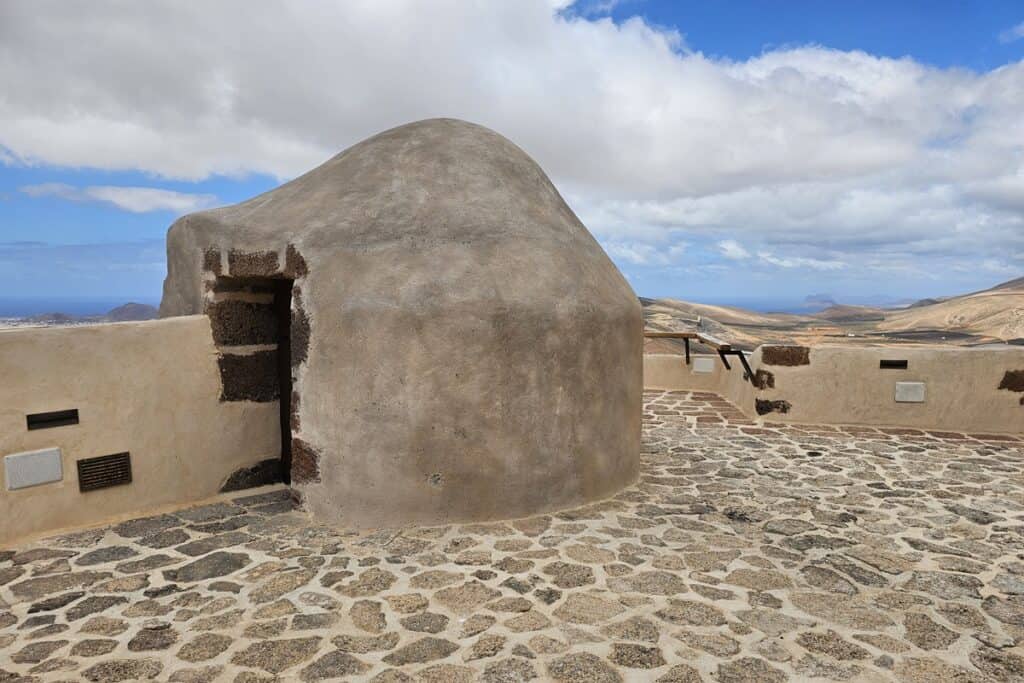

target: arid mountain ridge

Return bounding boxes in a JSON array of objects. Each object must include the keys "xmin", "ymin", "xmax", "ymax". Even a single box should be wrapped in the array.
[{"xmin": 643, "ymin": 276, "xmax": 1024, "ymax": 353}]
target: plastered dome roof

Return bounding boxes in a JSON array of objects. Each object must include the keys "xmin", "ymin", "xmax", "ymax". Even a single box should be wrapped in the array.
[{"xmin": 161, "ymin": 118, "xmax": 642, "ymax": 528}]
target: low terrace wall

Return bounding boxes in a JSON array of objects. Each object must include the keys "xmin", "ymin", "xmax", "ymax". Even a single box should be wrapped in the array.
[
  {"xmin": 0, "ymin": 317, "xmax": 279, "ymax": 545},
  {"xmin": 645, "ymin": 345, "xmax": 1024, "ymax": 435}
]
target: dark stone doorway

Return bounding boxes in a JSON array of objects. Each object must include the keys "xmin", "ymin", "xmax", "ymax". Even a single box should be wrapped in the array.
[
  {"xmin": 209, "ymin": 275, "xmax": 295, "ymax": 490},
  {"xmin": 272, "ymin": 279, "xmax": 293, "ymax": 484}
]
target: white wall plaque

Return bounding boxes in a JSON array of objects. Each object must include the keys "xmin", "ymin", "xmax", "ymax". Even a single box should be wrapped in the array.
[
  {"xmin": 895, "ymin": 381, "xmax": 926, "ymax": 403},
  {"xmin": 5, "ymin": 448, "xmax": 63, "ymax": 490},
  {"xmin": 692, "ymin": 357, "xmax": 716, "ymax": 374}
]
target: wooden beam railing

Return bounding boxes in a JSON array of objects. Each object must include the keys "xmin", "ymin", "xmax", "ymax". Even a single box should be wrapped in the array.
[{"xmin": 643, "ymin": 330, "xmax": 755, "ymax": 384}]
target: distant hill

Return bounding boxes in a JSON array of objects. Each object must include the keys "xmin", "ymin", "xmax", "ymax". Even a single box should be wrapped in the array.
[
  {"xmin": 644, "ymin": 275, "xmax": 1024, "ymax": 350},
  {"xmin": 803, "ymin": 293, "xmax": 837, "ymax": 310},
  {"xmin": 4, "ymin": 302, "xmax": 158, "ymax": 328},
  {"xmin": 879, "ymin": 277, "xmax": 1024, "ymax": 342},
  {"xmin": 105, "ymin": 303, "xmax": 158, "ymax": 322},
  {"xmin": 815, "ymin": 305, "xmax": 886, "ymax": 323},
  {"xmin": 908, "ymin": 297, "xmax": 947, "ymax": 308},
  {"xmin": 991, "ymin": 276, "xmax": 1024, "ymax": 292}
]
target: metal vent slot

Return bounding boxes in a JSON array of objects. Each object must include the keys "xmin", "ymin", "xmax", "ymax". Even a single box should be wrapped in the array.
[
  {"xmin": 77, "ymin": 452, "xmax": 132, "ymax": 492},
  {"xmin": 880, "ymin": 359, "xmax": 909, "ymax": 369},
  {"xmin": 27, "ymin": 409, "xmax": 79, "ymax": 430}
]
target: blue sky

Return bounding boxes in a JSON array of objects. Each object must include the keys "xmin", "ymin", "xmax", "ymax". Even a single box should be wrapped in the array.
[{"xmin": 1, "ymin": 1, "xmax": 1023, "ymax": 313}]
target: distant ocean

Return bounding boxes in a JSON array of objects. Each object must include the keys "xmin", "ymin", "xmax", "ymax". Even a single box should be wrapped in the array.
[{"xmin": 0, "ymin": 297, "xmax": 160, "ymax": 318}]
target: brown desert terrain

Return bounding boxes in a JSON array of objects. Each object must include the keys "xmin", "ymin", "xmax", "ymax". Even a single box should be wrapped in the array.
[{"xmin": 644, "ymin": 276, "xmax": 1024, "ymax": 353}]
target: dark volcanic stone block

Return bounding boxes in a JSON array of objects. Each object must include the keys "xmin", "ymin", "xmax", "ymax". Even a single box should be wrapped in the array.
[
  {"xmin": 998, "ymin": 369, "xmax": 1024, "ymax": 392},
  {"xmin": 228, "ymin": 249, "xmax": 280, "ymax": 277},
  {"xmin": 220, "ymin": 459, "xmax": 283, "ymax": 492},
  {"xmin": 285, "ymin": 244, "xmax": 308, "ymax": 278},
  {"xmin": 291, "ymin": 438, "xmax": 321, "ymax": 485},
  {"xmin": 755, "ymin": 399, "xmax": 792, "ymax": 415},
  {"xmin": 761, "ymin": 345, "xmax": 811, "ymax": 366},
  {"xmin": 28, "ymin": 591, "xmax": 85, "ymax": 613},
  {"xmin": 207, "ymin": 300, "xmax": 278, "ymax": 346},
  {"xmin": 203, "ymin": 248, "xmax": 222, "ymax": 275},
  {"xmin": 753, "ymin": 369, "xmax": 775, "ymax": 390},
  {"xmin": 291, "ymin": 289, "xmax": 310, "ymax": 367},
  {"xmin": 165, "ymin": 552, "xmax": 250, "ymax": 583},
  {"xmin": 211, "ymin": 276, "xmax": 278, "ymax": 294},
  {"xmin": 114, "ymin": 514, "xmax": 181, "ymax": 538},
  {"xmin": 233, "ymin": 489, "xmax": 292, "ymax": 507},
  {"xmin": 218, "ymin": 351, "xmax": 279, "ymax": 402}
]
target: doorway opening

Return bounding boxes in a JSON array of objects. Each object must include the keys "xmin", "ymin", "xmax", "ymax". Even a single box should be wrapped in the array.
[
  {"xmin": 272, "ymin": 279, "xmax": 293, "ymax": 484},
  {"xmin": 209, "ymin": 275, "xmax": 295, "ymax": 487}
]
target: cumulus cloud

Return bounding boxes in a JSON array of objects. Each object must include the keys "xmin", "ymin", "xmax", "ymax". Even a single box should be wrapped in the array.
[
  {"xmin": 718, "ymin": 240, "xmax": 751, "ymax": 260},
  {"xmin": 0, "ymin": 0, "xmax": 1021, "ymax": 284},
  {"xmin": 19, "ymin": 183, "xmax": 218, "ymax": 214}
]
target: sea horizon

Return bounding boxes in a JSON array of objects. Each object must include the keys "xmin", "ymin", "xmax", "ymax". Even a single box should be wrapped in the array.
[{"xmin": 0, "ymin": 296, "xmax": 161, "ymax": 318}]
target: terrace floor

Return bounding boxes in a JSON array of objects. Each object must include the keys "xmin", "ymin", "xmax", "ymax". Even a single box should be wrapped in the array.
[{"xmin": 2, "ymin": 390, "xmax": 1024, "ymax": 682}]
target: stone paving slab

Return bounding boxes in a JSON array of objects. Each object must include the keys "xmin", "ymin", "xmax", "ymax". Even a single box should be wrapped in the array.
[{"xmin": 2, "ymin": 390, "xmax": 1023, "ymax": 681}]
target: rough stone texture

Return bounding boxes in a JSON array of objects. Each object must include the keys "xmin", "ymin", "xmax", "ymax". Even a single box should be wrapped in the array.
[
  {"xmin": 290, "ymin": 288, "xmax": 311, "ymax": 369},
  {"xmin": 301, "ymin": 650, "xmax": 370, "ymax": 680},
  {"xmin": 82, "ymin": 659, "xmax": 163, "ymax": 681},
  {"xmin": 761, "ymin": 345, "xmax": 811, "ymax": 366},
  {"xmin": 206, "ymin": 299, "xmax": 278, "ymax": 347},
  {"xmin": 291, "ymin": 438, "xmax": 321, "ymax": 485},
  {"xmin": 217, "ymin": 350, "xmax": 278, "ymax": 402},
  {"xmin": 202, "ymin": 247, "xmax": 222, "ymax": 275},
  {"xmin": 0, "ymin": 391, "xmax": 1021, "ymax": 681},
  {"xmin": 227, "ymin": 250, "xmax": 280, "ymax": 277},
  {"xmin": 998, "ymin": 368, "xmax": 1024, "ymax": 392},
  {"xmin": 230, "ymin": 637, "xmax": 322, "ymax": 674},
  {"xmin": 753, "ymin": 368, "xmax": 775, "ymax": 389},
  {"xmin": 166, "ymin": 551, "xmax": 250, "ymax": 582},
  {"xmin": 177, "ymin": 633, "xmax": 233, "ymax": 662},
  {"xmin": 755, "ymin": 398, "xmax": 792, "ymax": 415},
  {"xmin": 219, "ymin": 459, "xmax": 283, "ymax": 493},
  {"xmin": 160, "ymin": 118, "xmax": 642, "ymax": 528},
  {"xmin": 381, "ymin": 637, "xmax": 459, "ymax": 665},
  {"xmin": 609, "ymin": 643, "xmax": 666, "ymax": 668},
  {"xmin": 548, "ymin": 652, "xmax": 622, "ymax": 682}
]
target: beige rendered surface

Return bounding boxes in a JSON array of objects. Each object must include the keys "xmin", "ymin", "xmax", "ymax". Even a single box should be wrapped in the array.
[
  {"xmin": 643, "ymin": 353, "xmax": 727, "ymax": 392},
  {"xmin": 644, "ymin": 347, "xmax": 1024, "ymax": 434},
  {"xmin": 0, "ymin": 317, "xmax": 279, "ymax": 545},
  {"xmin": 161, "ymin": 118, "xmax": 642, "ymax": 528}
]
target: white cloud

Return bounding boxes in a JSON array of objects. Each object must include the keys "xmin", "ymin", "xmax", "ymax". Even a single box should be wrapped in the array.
[
  {"xmin": 718, "ymin": 239, "xmax": 751, "ymax": 260},
  {"xmin": 605, "ymin": 240, "xmax": 687, "ymax": 265},
  {"xmin": 0, "ymin": 1, "xmax": 1021, "ymax": 284},
  {"xmin": 999, "ymin": 21, "xmax": 1024, "ymax": 43},
  {"xmin": 19, "ymin": 183, "xmax": 218, "ymax": 214},
  {"xmin": 758, "ymin": 251, "xmax": 846, "ymax": 271}
]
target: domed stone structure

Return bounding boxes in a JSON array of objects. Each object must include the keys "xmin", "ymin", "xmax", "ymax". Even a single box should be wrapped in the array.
[{"xmin": 161, "ymin": 118, "xmax": 641, "ymax": 528}]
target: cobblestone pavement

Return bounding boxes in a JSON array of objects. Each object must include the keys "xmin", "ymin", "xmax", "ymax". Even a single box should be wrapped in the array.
[{"xmin": 2, "ymin": 390, "xmax": 1024, "ymax": 682}]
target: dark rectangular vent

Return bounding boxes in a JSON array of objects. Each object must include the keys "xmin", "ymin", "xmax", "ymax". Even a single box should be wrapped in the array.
[
  {"xmin": 880, "ymin": 359, "xmax": 909, "ymax": 370},
  {"xmin": 77, "ymin": 452, "xmax": 132, "ymax": 492},
  {"xmin": 27, "ymin": 409, "xmax": 79, "ymax": 430}
]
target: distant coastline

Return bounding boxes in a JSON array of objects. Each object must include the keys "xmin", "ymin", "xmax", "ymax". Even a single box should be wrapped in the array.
[{"xmin": 0, "ymin": 297, "xmax": 160, "ymax": 318}]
